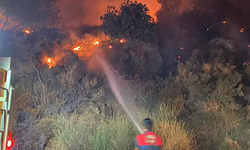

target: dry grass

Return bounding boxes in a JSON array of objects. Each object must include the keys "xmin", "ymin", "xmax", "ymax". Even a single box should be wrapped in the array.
[
  {"xmin": 48, "ymin": 111, "xmax": 101, "ymax": 150},
  {"xmin": 225, "ymin": 138, "xmax": 241, "ymax": 149},
  {"xmin": 91, "ymin": 116, "xmax": 138, "ymax": 150},
  {"xmin": 153, "ymin": 104, "xmax": 195, "ymax": 150},
  {"xmin": 60, "ymin": 62, "xmax": 78, "ymax": 89},
  {"xmin": 154, "ymin": 120, "xmax": 195, "ymax": 150}
]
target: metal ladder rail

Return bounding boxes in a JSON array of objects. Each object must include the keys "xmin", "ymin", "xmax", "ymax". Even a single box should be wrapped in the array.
[{"xmin": 0, "ymin": 70, "xmax": 12, "ymax": 150}]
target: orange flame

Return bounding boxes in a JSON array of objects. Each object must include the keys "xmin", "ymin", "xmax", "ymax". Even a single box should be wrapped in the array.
[
  {"xmin": 73, "ymin": 46, "xmax": 82, "ymax": 51},
  {"xmin": 43, "ymin": 57, "xmax": 56, "ymax": 69},
  {"xmin": 109, "ymin": 45, "xmax": 113, "ymax": 49},
  {"xmin": 65, "ymin": 39, "xmax": 99, "ymax": 58},
  {"xmin": 94, "ymin": 41, "xmax": 100, "ymax": 45},
  {"xmin": 222, "ymin": 21, "xmax": 227, "ymax": 24},
  {"xmin": 22, "ymin": 29, "xmax": 31, "ymax": 34},
  {"xmin": 120, "ymin": 39, "xmax": 126, "ymax": 43}
]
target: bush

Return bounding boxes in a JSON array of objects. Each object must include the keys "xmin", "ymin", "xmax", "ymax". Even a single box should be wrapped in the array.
[
  {"xmin": 92, "ymin": 104, "xmax": 194, "ymax": 150},
  {"xmin": 46, "ymin": 104, "xmax": 195, "ymax": 150},
  {"xmin": 153, "ymin": 104, "xmax": 195, "ymax": 150},
  {"xmin": 48, "ymin": 112, "xmax": 100, "ymax": 150},
  {"xmin": 189, "ymin": 106, "xmax": 243, "ymax": 150},
  {"xmin": 154, "ymin": 120, "xmax": 194, "ymax": 150},
  {"xmin": 91, "ymin": 116, "xmax": 138, "ymax": 150}
]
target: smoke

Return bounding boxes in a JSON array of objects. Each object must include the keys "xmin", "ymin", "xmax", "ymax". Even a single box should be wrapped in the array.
[{"xmin": 58, "ymin": 0, "xmax": 160, "ymax": 27}]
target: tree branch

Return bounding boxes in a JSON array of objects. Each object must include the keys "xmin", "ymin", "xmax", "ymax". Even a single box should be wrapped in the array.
[
  {"xmin": 1, "ymin": 15, "xmax": 9, "ymax": 31},
  {"xmin": 31, "ymin": 60, "xmax": 47, "ymax": 105}
]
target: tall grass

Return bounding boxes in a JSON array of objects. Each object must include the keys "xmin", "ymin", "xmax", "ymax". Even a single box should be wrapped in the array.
[
  {"xmin": 91, "ymin": 116, "xmax": 138, "ymax": 150},
  {"xmin": 48, "ymin": 113, "xmax": 99, "ymax": 150},
  {"xmin": 49, "ymin": 104, "xmax": 195, "ymax": 150},
  {"xmin": 153, "ymin": 104, "xmax": 195, "ymax": 150},
  {"xmin": 92, "ymin": 104, "xmax": 195, "ymax": 150}
]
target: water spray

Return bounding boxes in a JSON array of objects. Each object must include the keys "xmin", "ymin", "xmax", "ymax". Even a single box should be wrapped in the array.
[{"xmin": 94, "ymin": 53, "xmax": 143, "ymax": 134}]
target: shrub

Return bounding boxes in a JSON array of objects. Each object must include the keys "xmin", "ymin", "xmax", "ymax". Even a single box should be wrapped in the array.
[
  {"xmin": 153, "ymin": 104, "xmax": 195, "ymax": 150},
  {"xmin": 47, "ymin": 104, "xmax": 195, "ymax": 150},
  {"xmin": 91, "ymin": 116, "xmax": 138, "ymax": 150},
  {"xmin": 91, "ymin": 104, "xmax": 195, "ymax": 150},
  {"xmin": 189, "ymin": 106, "xmax": 242, "ymax": 150},
  {"xmin": 48, "ymin": 113, "xmax": 100, "ymax": 150},
  {"xmin": 154, "ymin": 120, "xmax": 194, "ymax": 150}
]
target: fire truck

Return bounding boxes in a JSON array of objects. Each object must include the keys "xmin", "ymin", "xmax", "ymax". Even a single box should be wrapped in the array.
[{"xmin": 0, "ymin": 57, "xmax": 14, "ymax": 150}]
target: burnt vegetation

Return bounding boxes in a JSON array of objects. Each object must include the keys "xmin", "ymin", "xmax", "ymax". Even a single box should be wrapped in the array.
[{"xmin": 0, "ymin": 0, "xmax": 250, "ymax": 150}]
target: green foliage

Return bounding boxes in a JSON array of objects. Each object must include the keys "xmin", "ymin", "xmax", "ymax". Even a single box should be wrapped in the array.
[
  {"xmin": 0, "ymin": 0, "xmax": 60, "ymax": 29},
  {"xmin": 176, "ymin": 49, "xmax": 243, "ymax": 112},
  {"xmin": 189, "ymin": 105, "xmax": 242, "ymax": 149},
  {"xmin": 101, "ymin": 0, "xmax": 158, "ymax": 43},
  {"xmin": 91, "ymin": 104, "xmax": 194, "ymax": 150},
  {"xmin": 49, "ymin": 115, "xmax": 96, "ymax": 150},
  {"xmin": 106, "ymin": 42, "xmax": 162, "ymax": 79},
  {"xmin": 92, "ymin": 117, "xmax": 138, "ymax": 150}
]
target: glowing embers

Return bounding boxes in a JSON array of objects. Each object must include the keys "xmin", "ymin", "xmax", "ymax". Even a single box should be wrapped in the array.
[
  {"xmin": 222, "ymin": 21, "xmax": 227, "ymax": 24},
  {"xmin": 65, "ymin": 39, "xmax": 98, "ymax": 58},
  {"xmin": 243, "ymin": 62, "xmax": 250, "ymax": 66},
  {"xmin": 240, "ymin": 28, "xmax": 245, "ymax": 33},
  {"xmin": 108, "ymin": 45, "xmax": 113, "ymax": 49},
  {"xmin": 44, "ymin": 57, "xmax": 56, "ymax": 69},
  {"xmin": 94, "ymin": 41, "xmax": 100, "ymax": 45},
  {"xmin": 73, "ymin": 46, "xmax": 82, "ymax": 51},
  {"xmin": 119, "ymin": 39, "xmax": 126, "ymax": 43},
  {"xmin": 22, "ymin": 29, "xmax": 32, "ymax": 34}
]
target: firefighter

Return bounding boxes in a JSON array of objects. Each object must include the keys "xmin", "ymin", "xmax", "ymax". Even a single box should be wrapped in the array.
[{"xmin": 135, "ymin": 118, "xmax": 162, "ymax": 150}]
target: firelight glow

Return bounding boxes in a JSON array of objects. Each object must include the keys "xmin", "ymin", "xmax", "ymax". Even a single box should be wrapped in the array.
[
  {"xmin": 73, "ymin": 46, "xmax": 82, "ymax": 51},
  {"xmin": 44, "ymin": 58, "xmax": 56, "ymax": 69},
  {"xmin": 94, "ymin": 41, "xmax": 100, "ymax": 45},
  {"xmin": 240, "ymin": 28, "xmax": 245, "ymax": 33},
  {"xmin": 120, "ymin": 39, "xmax": 126, "ymax": 43},
  {"xmin": 23, "ymin": 29, "xmax": 31, "ymax": 34}
]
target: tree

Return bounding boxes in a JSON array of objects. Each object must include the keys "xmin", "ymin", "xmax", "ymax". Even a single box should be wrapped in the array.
[
  {"xmin": 100, "ymin": 0, "xmax": 158, "ymax": 44},
  {"xmin": 0, "ymin": 0, "xmax": 60, "ymax": 29}
]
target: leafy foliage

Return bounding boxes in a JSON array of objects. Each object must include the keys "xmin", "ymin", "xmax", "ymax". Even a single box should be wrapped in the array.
[{"xmin": 101, "ymin": 0, "xmax": 158, "ymax": 43}]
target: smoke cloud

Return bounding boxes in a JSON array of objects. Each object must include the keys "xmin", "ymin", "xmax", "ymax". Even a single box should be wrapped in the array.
[{"xmin": 58, "ymin": 0, "xmax": 160, "ymax": 27}]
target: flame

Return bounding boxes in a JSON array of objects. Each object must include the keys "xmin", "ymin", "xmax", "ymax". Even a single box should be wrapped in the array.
[
  {"xmin": 120, "ymin": 39, "xmax": 126, "ymax": 43},
  {"xmin": 109, "ymin": 45, "xmax": 113, "ymax": 49},
  {"xmin": 73, "ymin": 46, "xmax": 82, "ymax": 51},
  {"xmin": 180, "ymin": 47, "xmax": 184, "ymax": 50},
  {"xmin": 222, "ymin": 21, "xmax": 227, "ymax": 24},
  {"xmin": 65, "ymin": 39, "xmax": 100, "ymax": 58},
  {"xmin": 22, "ymin": 29, "xmax": 31, "ymax": 34},
  {"xmin": 240, "ymin": 28, "xmax": 245, "ymax": 33},
  {"xmin": 94, "ymin": 41, "xmax": 100, "ymax": 45},
  {"xmin": 43, "ymin": 57, "xmax": 56, "ymax": 69}
]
